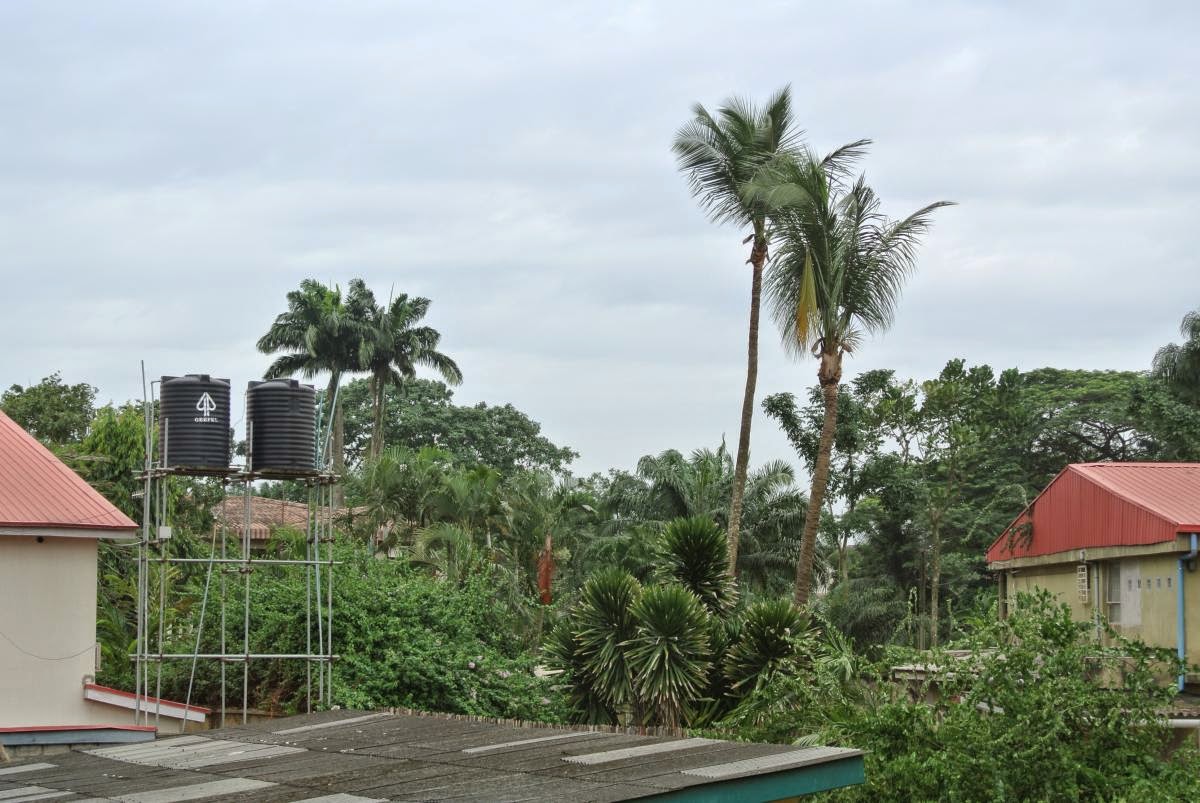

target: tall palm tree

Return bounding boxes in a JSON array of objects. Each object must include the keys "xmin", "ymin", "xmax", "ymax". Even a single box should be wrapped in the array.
[
  {"xmin": 763, "ymin": 148, "xmax": 951, "ymax": 605},
  {"xmin": 1153, "ymin": 308, "xmax": 1200, "ymax": 404},
  {"xmin": 673, "ymin": 87, "xmax": 804, "ymax": 574},
  {"xmin": 356, "ymin": 286, "xmax": 463, "ymax": 459},
  {"xmin": 257, "ymin": 279, "xmax": 368, "ymax": 505}
]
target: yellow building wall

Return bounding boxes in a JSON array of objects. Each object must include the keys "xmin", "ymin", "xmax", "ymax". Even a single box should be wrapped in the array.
[
  {"xmin": 1004, "ymin": 554, "xmax": 1200, "ymax": 668},
  {"xmin": 0, "ymin": 536, "xmax": 100, "ymax": 727}
]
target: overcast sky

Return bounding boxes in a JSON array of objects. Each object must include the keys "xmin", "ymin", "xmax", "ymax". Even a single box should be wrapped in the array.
[{"xmin": 1, "ymin": 1, "xmax": 1197, "ymax": 476}]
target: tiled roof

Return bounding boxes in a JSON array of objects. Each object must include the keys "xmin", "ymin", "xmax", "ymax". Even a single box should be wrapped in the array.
[
  {"xmin": 0, "ymin": 410, "xmax": 137, "ymax": 532},
  {"xmin": 212, "ymin": 496, "xmax": 366, "ymax": 540},
  {"xmin": 212, "ymin": 496, "xmax": 310, "ymax": 541}
]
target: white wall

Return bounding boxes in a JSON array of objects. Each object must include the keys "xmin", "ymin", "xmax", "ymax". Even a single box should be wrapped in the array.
[{"xmin": 0, "ymin": 535, "xmax": 101, "ymax": 727}]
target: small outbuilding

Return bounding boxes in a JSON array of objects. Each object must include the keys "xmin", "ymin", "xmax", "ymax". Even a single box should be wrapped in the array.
[
  {"xmin": 0, "ymin": 411, "xmax": 205, "ymax": 744},
  {"xmin": 986, "ymin": 462, "xmax": 1200, "ymax": 683}
]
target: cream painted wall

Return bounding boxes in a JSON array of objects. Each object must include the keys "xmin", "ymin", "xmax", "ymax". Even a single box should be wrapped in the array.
[
  {"xmin": 1004, "ymin": 554, "xmax": 1200, "ymax": 666},
  {"xmin": 0, "ymin": 535, "xmax": 102, "ymax": 727}
]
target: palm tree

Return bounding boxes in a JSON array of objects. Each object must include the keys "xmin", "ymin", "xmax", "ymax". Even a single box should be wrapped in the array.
[
  {"xmin": 1153, "ymin": 308, "xmax": 1200, "ymax": 404},
  {"xmin": 763, "ymin": 148, "xmax": 951, "ymax": 605},
  {"xmin": 356, "ymin": 285, "xmax": 463, "ymax": 459},
  {"xmin": 673, "ymin": 87, "xmax": 804, "ymax": 574},
  {"xmin": 257, "ymin": 279, "xmax": 368, "ymax": 505},
  {"xmin": 636, "ymin": 444, "xmax": 734, "ymax": 525},
  {"xmin": 736, "ymin": 460, "xmax": 806, "ymax": 593}
]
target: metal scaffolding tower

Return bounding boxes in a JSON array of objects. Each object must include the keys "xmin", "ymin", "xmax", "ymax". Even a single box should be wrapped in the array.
[{"xmin": 131, "ymin": 368, "xmax": 340, "ymax": 730}]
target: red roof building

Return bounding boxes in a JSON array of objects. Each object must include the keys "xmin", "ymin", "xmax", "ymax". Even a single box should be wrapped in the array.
[
  {"xmin": 987, "ymin": 463, "xmax": 1200, "ymax": 565},
  {"xmin": 0, "ymin": 411, "xmax": 137, "ymax": 534},
  {"xmin": 986, "ymin": 462, "xmax": 1200, "ymax": 689},
  {"xmin": 0, "ymin": 410, "xmax": 202, "ymax": 741}
]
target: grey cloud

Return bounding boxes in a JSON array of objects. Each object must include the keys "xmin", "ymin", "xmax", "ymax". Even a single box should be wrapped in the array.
[{"xmin": 2, "ymin": 0, "xmax": 1198, "ymax": 477}]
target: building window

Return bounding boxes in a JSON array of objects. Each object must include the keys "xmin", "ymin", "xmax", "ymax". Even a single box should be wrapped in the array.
[
  {"xmin": 1107, "ymin": 563, "xmax": 1122, "ymax": 624},
  {"xmin": 1168, "ymin": 576, "xmax": 1173, "ymax": 589}
]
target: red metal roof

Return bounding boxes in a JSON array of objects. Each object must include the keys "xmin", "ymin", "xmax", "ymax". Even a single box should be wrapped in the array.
[
  {"xmin": 0, "ymin": 410, "xmax": 137, "ymax": 532},
  {"xmin": 987, "ymin": 463, "xmax": 1200, "ymax": 564}
]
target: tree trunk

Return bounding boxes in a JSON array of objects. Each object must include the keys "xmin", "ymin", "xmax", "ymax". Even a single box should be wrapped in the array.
[
  {"xmin": 332, "ymin": 402, "xmax": 345, "ymax": 507},
  {"xmin": 726, "ymin": 221, "xmax": 768, "ymax": 576},
  {"xmin": 794, "ymin": 352, "xmax": 842, "ymax": 606},
  {"xmin": 325, "ymin": 374, "xmax": 345, "ymax": 509},
  {"xmin": 369, "ymin": 375, "xmax": 384, "ymax": 460},
  {"xmin": 930, "ymin": 513, "xmax": 942, "ymax": 648}
]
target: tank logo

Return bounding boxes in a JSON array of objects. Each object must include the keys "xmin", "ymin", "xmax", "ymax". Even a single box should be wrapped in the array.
[{"xmin": 195, "ymin": 392, "xmax": 219, "ymax": 423}]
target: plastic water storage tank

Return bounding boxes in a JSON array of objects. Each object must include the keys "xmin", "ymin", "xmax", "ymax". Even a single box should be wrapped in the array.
[
  {"xmin": 246, "ymin": 379, "xmax": 317, "ymax": 475},
  {"xmin": 159, "ymin": 375, "xmax": 232, "ymax": 471}
]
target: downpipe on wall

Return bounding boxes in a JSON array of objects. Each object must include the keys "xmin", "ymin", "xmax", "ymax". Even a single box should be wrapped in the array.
[{"xmin": 1178, "ymin": 532, "xmax": 1198, "ymax": 692}]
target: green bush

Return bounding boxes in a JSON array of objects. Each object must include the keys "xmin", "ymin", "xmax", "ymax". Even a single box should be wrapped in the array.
[
  {"xmin": 725, "ymin": 590, "xmax": 1200, "ymax": 802},
  {"xmin": 130, "ymin": 539, "xmax": 570, "ymax": 723}
]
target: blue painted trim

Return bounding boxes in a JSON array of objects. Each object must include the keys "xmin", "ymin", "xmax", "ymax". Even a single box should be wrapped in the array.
[
  {"xmin": 0, "ymin": 728, "xmax": 156, "ymax": 746},
  {"xmin": 640, "ymin": 753, "xmax": 865, "ymax": 802}
]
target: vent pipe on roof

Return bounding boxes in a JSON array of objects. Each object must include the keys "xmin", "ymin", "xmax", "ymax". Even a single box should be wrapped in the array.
[{"xmin": 1178, "ymin": 532, "xmax": 1198, "ymax": 692}]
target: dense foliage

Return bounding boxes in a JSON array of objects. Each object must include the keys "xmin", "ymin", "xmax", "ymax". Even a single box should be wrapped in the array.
[
  {"xmin": 9, "ymin": 286, "xmax": 1199, "ymax": 797},
  {"xmin": 764, "ymin": 358, "xmax": 1200, "ymax": 651},
  {"xmin": 723, "ymin": 592, "xmax": 1200, "ymax": 802}
]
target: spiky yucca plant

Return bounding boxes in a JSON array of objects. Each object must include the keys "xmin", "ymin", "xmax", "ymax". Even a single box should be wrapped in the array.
[
  {"xmin": 573, "ymin": 569, "xmax": 643, "ymax": 722},
  {"xmin": 725, "ymin": 598, "xmax": 810, "ymax": 695},
  {"xmin": 657, "ymin": 516, "xmax": 736, "ymax": 615},
  {"xmin": 543, "ymin": 615, "xmax": 613, "ymax": 724},
  {"xmin": 626, "ymin": 584, "xmax": 711, "ymax": 729}
]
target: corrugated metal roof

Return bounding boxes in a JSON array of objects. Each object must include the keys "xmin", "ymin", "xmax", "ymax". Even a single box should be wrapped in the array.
[
  {"xmin": 0, "ymin": 410, "xmax": 137, "ymax": 532},
  {"xmin": 987, "ymin": 462, "xmax": 1200, "ymax": 564},
  {"xmin": 1074, "ymin": 463, "xmax": 1200, "ymax": 529},
  {"xmin": 0, "ymin": 709, "xmax": 865, "ymax": 799}
]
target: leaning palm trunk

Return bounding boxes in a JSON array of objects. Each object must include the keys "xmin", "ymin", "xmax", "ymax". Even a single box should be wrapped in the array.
[
  {"xmin": 726, "ymin": 223, "xmax": 768, "ymax": 574},
  {"xmin": 794, "ymin": 352, "xmax": 841, "ymax": 606}
]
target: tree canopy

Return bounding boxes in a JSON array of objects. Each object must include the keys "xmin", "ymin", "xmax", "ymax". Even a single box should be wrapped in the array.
[
  {"xmin": 338, "ymin": 377, "xmax": 577, "ymax": 475},
  {"xmin": 1, "ymin": 371, "xmax": 97, "ymax": 444}
]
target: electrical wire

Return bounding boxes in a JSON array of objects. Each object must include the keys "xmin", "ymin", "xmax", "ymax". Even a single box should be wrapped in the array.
[{"xmin": 0, "ymin": 628, "xmax": 94, "ymax": 661}]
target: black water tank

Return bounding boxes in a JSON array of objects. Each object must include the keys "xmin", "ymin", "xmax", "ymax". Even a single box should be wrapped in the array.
[
  {"xmin": 159, "ymin": 375, "xmax": 231, "ymax": 470},
  {"xmin": 246, "ymin": 379, "xmax": 317, "ymax": 475}
]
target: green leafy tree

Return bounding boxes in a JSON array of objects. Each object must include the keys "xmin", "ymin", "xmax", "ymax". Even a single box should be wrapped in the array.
[
  {"xmin": 338, "ymin": 378, "xmax": 576, "ymax": 474},
  {"xmin": 1130, "ymin": 378, "xmax": 1200, "ymax": 461},
  {"xmin": 762, "ymin": 147, "xmax": 951, "ymax": 605},
  {"xmin": 358, "ymin": 445, "xmax": 453, "ymax": 549},
  {"xmin": 823, "ymin": 592, "xmax": 1200, "ymax": 802},
  {"xmin": 1, "ymin": 371, "xmax": 96, "ymax": 444},
  {"xmin": 75, "ymin": 403, "xmax": 145, "ymax": 518},
  {"xmin": 672, "ymin": 86, "xmax": 804, "ymax": 573},
  {"xmin": 356, "ymin": 289, "xmax": 463, "ymax": 459}
]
